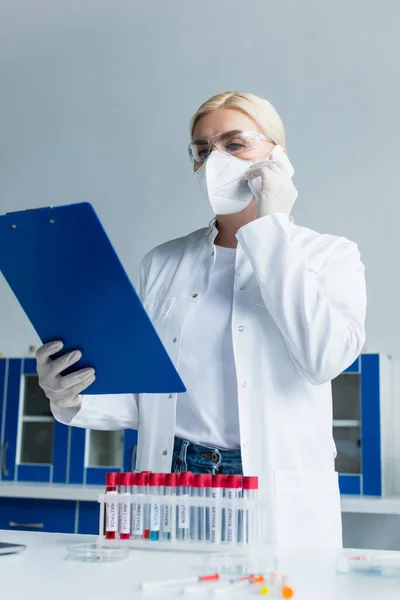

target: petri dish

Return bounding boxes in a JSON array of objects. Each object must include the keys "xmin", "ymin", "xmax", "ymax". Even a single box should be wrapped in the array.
[{"xmin": 67, "ymin": 543, "xmax": 129, "ymax": 563}]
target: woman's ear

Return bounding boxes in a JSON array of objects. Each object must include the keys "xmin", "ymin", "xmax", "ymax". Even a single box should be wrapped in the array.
[{"xmin": 282, "ymin": 147, "xmax": 288, "ymax": 155}]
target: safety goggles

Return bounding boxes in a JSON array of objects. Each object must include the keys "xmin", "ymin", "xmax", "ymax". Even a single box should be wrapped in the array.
[{"xmin": 188, "ymin": 129, "xmax": 273, "ymax": 164}]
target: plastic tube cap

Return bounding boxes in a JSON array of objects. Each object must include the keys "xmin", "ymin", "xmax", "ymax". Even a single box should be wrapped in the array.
[
  {"xmin": 149, "ymin": 473, "xmax": 162, "ymax": 486},
  {"xmin": 243, "ymin": 476, "xmax": 259, "ymax": 490},
  {"xmin": 226, "ymin": 475, "xmax": 242, "ymax": 488},
  {"xmin": 211, "ymin": 474, "xmax": 225, "ymax": 488},
  {"xmin": 136, "ymin": 472, "xmax": 149, "ymax": 486},
  {"xmin": 193, "ymin": 474, "xmax": 207, "ymax": 488},
  {"xmin": 106, "ymin": 472, "xmax": 119, "ymax": 487},
  {"xmin": 203, "ymin": 474, "xmax": 212, "ymax": 487},
  {"xmin": 118, "ymin": 472, "xmax": 135, "ymax": 486},
  {"xmin": 165, "ymin": 473, "xmax": 178, "ymax": 487},
  {"xmin": 179, "ymin": 471, "xmax": 193, "ymax": 486}
]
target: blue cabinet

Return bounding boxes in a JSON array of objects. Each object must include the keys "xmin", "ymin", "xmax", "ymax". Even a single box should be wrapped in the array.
[
  {"xmin": 0, "ymin": 357, "xmax": 138, "ymax": 488},
  {"xmin": 333, "ymin": 354, "xmax": 393, "ymax": 496},
  {"xmin": 69, "ymin": 427, "xmax": 137, "ymax": 486},
  {"xmin": 0, "ymin": 497, "xmax": 76, "ymax": 533},
  {"xmin": 77, "ymin": 501, "xmax": 100, "ymax": 534},
  {"xmin": 0, "ymin": 358, "xmax": 69, "ymax": 483}
]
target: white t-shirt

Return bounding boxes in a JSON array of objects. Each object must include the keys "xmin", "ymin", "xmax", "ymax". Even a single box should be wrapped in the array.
[{"xmin": 175, "ymin": 245, "xmax": 240, "ymax": 449}]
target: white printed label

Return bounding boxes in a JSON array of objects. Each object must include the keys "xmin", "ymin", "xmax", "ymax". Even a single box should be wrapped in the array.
[
  {"xmin": 150, "ymin": 503, "xmax": 160, "ymax": 531},
  {"xmin": 178, "ymin": 500, "xmax": 189, "ymax": 529},
  {"xmin": 105, "ymin": 491, "xmax": 118, "ymax": 533},
  {"xmin": 134, "ymin": 501, "xmax": 144, "ymax": 535},
  {"xmin": 211, "ymin": 489, "xmax": 220, "ymax": 543},
  {"xmin": 119, "ymin": 493, "xmax": 131, "ymax": 535},
  {"xmin": 163, "ymin": 505, "xmax": 171, "ymax": 533},
  {"xmin": 226, "ymin": 489, "xmax": 234, "ymax": 543}
]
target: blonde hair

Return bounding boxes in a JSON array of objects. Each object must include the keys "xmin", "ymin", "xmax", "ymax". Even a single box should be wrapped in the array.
[{"xmin": 190, "ymin": 91, "xmax": 286, "ymax": 147}]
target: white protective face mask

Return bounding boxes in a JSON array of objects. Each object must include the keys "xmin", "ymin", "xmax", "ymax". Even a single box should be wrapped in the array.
[{"xmin": 194, "ymin": 144, "xmax": 294, "ymax": 215}]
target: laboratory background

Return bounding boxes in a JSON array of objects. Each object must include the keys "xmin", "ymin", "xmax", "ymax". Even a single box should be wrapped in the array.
[{"xmin": 1, "ymin": 0, "xmax": 400, "ymax": 584}]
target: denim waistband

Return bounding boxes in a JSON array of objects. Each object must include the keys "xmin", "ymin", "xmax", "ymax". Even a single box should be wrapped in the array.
[{"xmin": 173, "ymin": 437, "xmax": 242, "ymax": 475}]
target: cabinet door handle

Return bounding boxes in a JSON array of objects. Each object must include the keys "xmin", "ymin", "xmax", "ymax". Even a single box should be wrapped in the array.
[
  {"xmin": 131, "ymin": 445, "xmax": 137, "ymax": 471},
  {"xmin": 9, "ymin": 521, "xmax": 44, "ymax": 529},
  {"xmin": 1, "ymin": 441, "xmax": 8, "ymax": 477}
]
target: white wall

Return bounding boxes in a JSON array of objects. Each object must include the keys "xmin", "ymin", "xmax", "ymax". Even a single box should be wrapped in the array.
[{"xmin": 1, "ymin": 0, "xmax": 399, "ymax": 356}]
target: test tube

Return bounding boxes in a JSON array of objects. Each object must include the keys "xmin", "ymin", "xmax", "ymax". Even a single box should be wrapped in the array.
[
  {"xmin": 105, "ymin": 472, "xmax": 119, "ymax": 540},
  {"xmin": 158, "ymin": 474, "xmax": 167, "ymax": 540},
  {"xmin": 118, "ymin": 472, "xmax": 134, "ymax": 540},
  {"xmin": 130, "ymin": 472, "xmax": 138, "ymax": 539},
  {"xmin": 243, "ymin": 476, "xmax": 258, "ymax": 544},
  {"xmin": 177, "ymin": 471, "xmax": 192, "ymax": 541},
  {"xmin": 190, "ymin": 474, "xmax": 199, "ymax": 541},
  {"xmin": 203, "ymin": 474, "xmax": 212, "ymax": 542},
  {"xmin": 133, "ymin": 472, "xmax": 148, "ymax": 540},
  {"xmin": 210, "ymin": 474, "xmax": 224, "ymax": 544},
  {"xmin": 149, "ymin": 473, "xmax": 161, "ymax": 541},
  {"xmin": 190, "ymin": 474, "xmax": 207, "ymax": 542},
  {"xmin": 224, "ymin": 475, "xmax": 242, "ymax": 544},
  {"xmin": 162, "ymin": 473, "xmax": 177, "ymax": 541}
]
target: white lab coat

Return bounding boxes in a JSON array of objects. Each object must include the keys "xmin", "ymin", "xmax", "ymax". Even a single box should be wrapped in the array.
[{"xmin": 52, "ymin": 214, "xmax": 367, "ymax": 548}]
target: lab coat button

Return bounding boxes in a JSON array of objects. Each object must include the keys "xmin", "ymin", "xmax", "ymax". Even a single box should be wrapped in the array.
[
  {"xmin": 162, "ymin": 450, "xmax": 168, "ymax": 456},
  {"xmin": 192, "ymin": 293, "xmax": 198, "ymax": 298},
  {"xmin": 238, "ymin": 326, "xmax": 244, "ymax": 332},
  {"xmin": 240, "ymin": 286, "xmax": 246, "ymax": 291},
  {"xmin": 242, "ymin": 381, "xmax": 248, "ymax": 388},
  {"xmin": 173, "ymin": 337, "xmax": 177, "ymax": 342},
  {"xmin": 242, "ymin": 441, "xmax": 249, "ymax": 448}
]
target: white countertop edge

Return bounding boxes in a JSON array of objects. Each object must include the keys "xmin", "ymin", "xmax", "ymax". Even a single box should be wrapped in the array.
[
  {"xmin": 0, "ymin": 482, "xmax": 102, "ymax": 501},
  {"xmin": 340, "ymin": 495, "xmax": 400, "ymax": 514},
  {"xmin": 1, "ymin": 483, "xmax": 400, "ymax": 514}
]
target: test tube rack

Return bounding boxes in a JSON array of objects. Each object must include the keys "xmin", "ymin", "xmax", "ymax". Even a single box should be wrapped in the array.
[{"xmin": 97, "ymin": 492, "xmax": 265, "ymax": 552}]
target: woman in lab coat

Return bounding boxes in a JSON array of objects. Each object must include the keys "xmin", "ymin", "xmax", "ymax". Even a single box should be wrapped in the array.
[{"xmin": 36, "ymin": 92, "xmax": 367, "ymax": 549}]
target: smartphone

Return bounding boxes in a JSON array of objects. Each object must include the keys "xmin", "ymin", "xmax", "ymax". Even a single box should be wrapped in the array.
[{"xmin": 0, "ymin": 542, "xmax": 27, "ymax": 555}]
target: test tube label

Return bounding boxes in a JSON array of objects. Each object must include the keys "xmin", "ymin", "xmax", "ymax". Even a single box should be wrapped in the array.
[
  {"xmin": 210, "ymin": 489, "xmax": 221, "ymax": 544},
  {"xmin": 178, "ymin": 502, "xmax": 189, "ymax": 529},
  {"xmin": 211, "ymin": 506, "xmax": 217, "ymax": 543},
  {"xmin": 150, "ymin": 503, "xmax": 161, "ymax": 531},
  {"xmin": 106, "ymin": 499, "xmax": 118, "ymax": 533},
  {"xmin": 163, "ymin": 505, "xmax": 171, "ymax": 533},
  {"xmin": 134, "ymin": 501, "xmax": 144, "ymax": 535},
  {"xmin": 120, "ymin": 494, "xmax": 131, "ymax": 536},
  {"xmin": 226, "ymin": 489, "xmax": 234, "ymax": 543}
]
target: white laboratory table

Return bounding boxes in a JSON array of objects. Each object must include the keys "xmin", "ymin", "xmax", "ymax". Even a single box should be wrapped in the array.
[{"xmin": 0, "ymin": 530, "xmax": 399, "ymax": 600}]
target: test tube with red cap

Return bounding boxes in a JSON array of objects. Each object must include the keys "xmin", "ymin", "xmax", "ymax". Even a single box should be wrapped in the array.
[
  {"xmin": 133, "ymin": 472, "xmax": 148, "ymax": 540},
  {"xmin": 243, "ymin": 476, "xmax": 258, "ymax": 544},
  {"xmin": 210, "ymin": 474, "xmax": 224, "ymax": 544},
  {"xmin": 194, "ymin": 474, "xmax": 212, "ymax": 543},
  {"xmin": 162, "ymin": 473, "xmax": 178, "ymax": 541},
  {"xmin": 202, "ymin": 474, "xmax": 212, "ymax": 543},
  {"xmin": 105, "ymin": 472, "xmax": 119, "ymax": 539},
  {"xmin": 118, "ymin": 472, "xmax": 134, "ymax": 540},
  {"xmin": 149, "ymin": 473, "xmax": 162, "ymax": 541},
  {"xmin": 177, "ymin": 471, "xmax": 192, "ymax": 541},
  {"xmin": 224, "ymin": 475, "xmax": 242, "ymax": 544},
  {"xmin": 190, "ymin": 474, "xmax": 208, "ymax": 542}
]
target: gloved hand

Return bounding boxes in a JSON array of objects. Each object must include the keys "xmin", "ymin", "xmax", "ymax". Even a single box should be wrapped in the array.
[
  {"xmin": 36, "ymin": 341, "xmax": 96, "ymax": 408},
  {"xmin": 246, "ymin": 157, "xmax": 298, "ymax": 219}
]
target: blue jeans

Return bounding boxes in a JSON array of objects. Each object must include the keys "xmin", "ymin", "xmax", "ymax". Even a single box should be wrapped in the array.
[{"xmin": 172, "ymin": 437, "xmax": 243, "ymax": 475}]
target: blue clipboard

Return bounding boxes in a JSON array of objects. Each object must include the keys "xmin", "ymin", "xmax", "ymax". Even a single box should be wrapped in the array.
[{"xmin": 0, "ymin": 202, "xmax": 185, "ymax": 395}]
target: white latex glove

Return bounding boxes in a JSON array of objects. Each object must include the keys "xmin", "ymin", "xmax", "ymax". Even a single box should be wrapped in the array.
[
  {"xmin": 246, "ymin": 158, "xmax": 298, "ymax": 219},
  {"xmin": 36, "ymin": 341, "xmax": 96, "ymax": 408}
]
